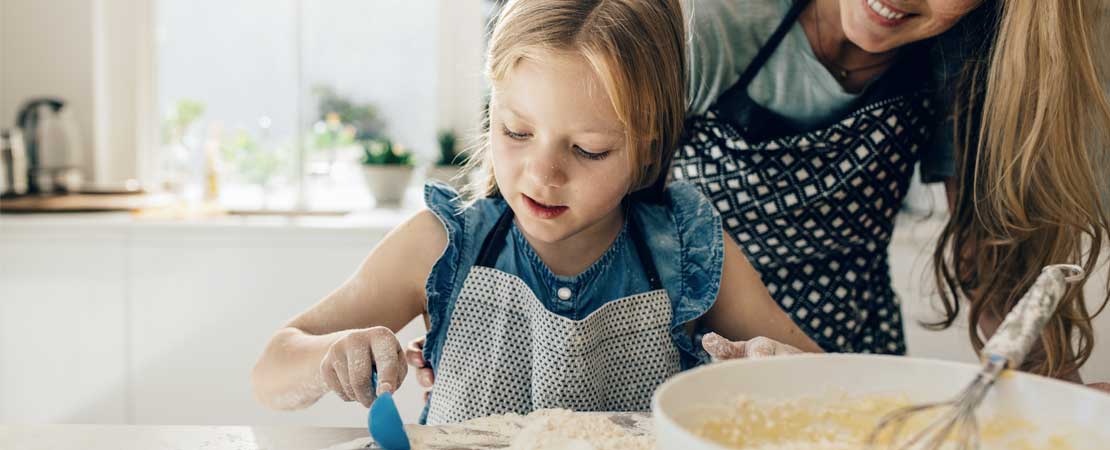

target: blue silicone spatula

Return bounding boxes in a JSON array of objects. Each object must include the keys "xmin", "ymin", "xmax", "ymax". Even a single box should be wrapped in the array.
[{"xmin": 368, "ymin": 391, "xmax": 410, "ymax": 450}]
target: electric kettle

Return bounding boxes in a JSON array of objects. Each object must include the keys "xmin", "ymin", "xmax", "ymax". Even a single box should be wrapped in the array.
[{"xmin": 17, "ymin": 97, "xmax": 85, "ymax": 193}]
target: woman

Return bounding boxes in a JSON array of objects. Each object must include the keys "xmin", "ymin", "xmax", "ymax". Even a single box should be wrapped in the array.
[{"xmin": 675, "ymin": 0, "xmax": 1110, "ymax": 383}]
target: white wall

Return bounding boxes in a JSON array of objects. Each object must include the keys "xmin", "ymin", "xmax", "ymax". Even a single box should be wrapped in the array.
[
  {"xmin": 0, "ymin": 0, "xmax": 6, "ymax": 127},
  {"xmin": 93, "ymin": 0, "xmax": 153, "ymax": 185},
  {"xmin": 437, "ymin": 0, "xmax": 485, "ymax": 137}
]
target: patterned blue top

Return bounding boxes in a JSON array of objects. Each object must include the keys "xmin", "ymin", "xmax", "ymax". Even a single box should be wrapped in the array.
[{"xmin": 420, "ymin": 181, "xmax": 725, "ymax": 373}]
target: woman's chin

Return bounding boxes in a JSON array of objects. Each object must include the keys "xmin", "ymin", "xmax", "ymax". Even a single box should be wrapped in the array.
[{"xmin": 843, "ymin": 24, "xmax": 902, "ymax": 54}]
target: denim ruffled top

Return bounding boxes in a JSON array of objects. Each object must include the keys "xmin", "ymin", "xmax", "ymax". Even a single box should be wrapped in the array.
[{"xmin": 420, "ymin": 180, "xmax": 725, "ymax": 373}]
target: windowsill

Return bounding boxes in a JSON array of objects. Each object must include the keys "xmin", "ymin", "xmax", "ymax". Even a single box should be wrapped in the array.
[{"xmin": 0, "ymin": 184, "xmax": 427, "ymax": 236}]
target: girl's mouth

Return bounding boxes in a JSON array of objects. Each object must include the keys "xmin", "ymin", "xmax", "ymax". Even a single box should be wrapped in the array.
[
  {"xmin": 864, "ymin": 0, "xmax": 916, "ymax": 27},
  {"xmin": 523, "ymin": 194, "xmax": 569, "ymax": 219}
]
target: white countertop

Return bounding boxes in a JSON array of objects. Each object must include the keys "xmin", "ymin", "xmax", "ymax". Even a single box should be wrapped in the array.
[
  {"xmin": 0, "ymin": 412, "xmax": 653, "ymax": 450},
  {"xmin": 0, "ymin": 425, "xmax": 368, "ymax": 450},
  {"xmin": 0, "ymin": 209, "xmax": 419, "ymax": 244},
  {"xmin": 0, "ymin": 209, "xmax": 413, "ymax": 232}
]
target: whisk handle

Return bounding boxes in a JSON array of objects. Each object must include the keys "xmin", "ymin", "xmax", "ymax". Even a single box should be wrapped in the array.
[{"xmin": 981, "ymin": 264, "xmax": 1085, "ymax": 368}]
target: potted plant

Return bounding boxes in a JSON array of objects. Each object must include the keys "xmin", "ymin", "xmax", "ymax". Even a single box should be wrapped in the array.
[
  {"xmin": 221, "ymin": 129, "xmax": 289, "ymax": 208},
  {"xmin": 160, "ymin": 99, "xmax": 206, "ymax": 196},
  {"xmin": 426, "ymin": 129, "xmax": 471, "ymax": 191},
  {"xmin": 361, "ymin": 137, "xmax": 414, "ymax": 207},
  {"xmin": 308, "ymin": 86, "xmax": 385, "ymax": 177}
]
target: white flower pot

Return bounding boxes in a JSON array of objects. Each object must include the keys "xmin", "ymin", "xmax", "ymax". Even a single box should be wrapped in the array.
[{"xmin": 361, "ymin": 165, "xmax": 415, "ymax": 207}]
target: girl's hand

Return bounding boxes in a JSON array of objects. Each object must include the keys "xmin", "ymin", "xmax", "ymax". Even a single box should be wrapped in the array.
[
  {"xmin": 702, "ymin": 332, "xmax": 803, "ymax": 361},
  {"xmin": 320, "ymin": 326, "xmax": 407, "ymax": 407},
  {"xmin": 404, "ymin": 336, "xmax": 436, "ymax": 388}
]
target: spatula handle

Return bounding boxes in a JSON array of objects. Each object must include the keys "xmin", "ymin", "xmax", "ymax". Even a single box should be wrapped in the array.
[{"xmin": 981, "ymin": 264, "xmax": 1084, "ymax": 368}]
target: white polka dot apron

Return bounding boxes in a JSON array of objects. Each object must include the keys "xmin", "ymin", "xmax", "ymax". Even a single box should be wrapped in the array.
[
  {"xmin": 424, "ymin": 209, "xmax": 681, "ymax": 424},
  {"xmin": 672, "ymin": 0, "xmax": 939, "ymax": 354}
]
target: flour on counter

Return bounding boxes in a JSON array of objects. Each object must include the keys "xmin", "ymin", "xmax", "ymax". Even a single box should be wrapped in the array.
[
  {"xmin": 318, "ymin": 409, "xmax": 653, "ymax": 450},
  {"xmin": 509, "ymin": 409, "xmax": 653, "ymax": 450}
]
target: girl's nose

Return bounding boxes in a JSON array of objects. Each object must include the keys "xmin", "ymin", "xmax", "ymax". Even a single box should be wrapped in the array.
[{"xmin": 527, "ymin": 146, "xmax": 568, "ymax": 188}]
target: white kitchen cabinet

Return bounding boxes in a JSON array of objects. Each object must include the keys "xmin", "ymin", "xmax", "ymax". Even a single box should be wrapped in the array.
[
  {"xmin": 0, "ymin": 226, "xmax": 129, "ymax": 424},
  {"xmin": 1, "ymin": 213, "xmax": 428, "ymax": 426},
  {"xmin": 126, "ymin": 226, "xmax": 426, "ymax": 426}
]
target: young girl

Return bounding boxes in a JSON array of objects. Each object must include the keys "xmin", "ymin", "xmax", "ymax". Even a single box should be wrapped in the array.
[{"xmin": 251, "ymin": 0, "xmax": 821, "ymax": 425}]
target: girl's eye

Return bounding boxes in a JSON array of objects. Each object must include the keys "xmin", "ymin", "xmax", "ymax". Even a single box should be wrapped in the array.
[
  {"xmin": 574, "ymin": 145, "xmax": 610, "ymax": 161},
  {"xmin": 501, "ymin": 124, "xmax": 609, "ymax": 160},
  {"xmin": 502, "ymin": 125, "xmax": 530, "ymax": 140}
]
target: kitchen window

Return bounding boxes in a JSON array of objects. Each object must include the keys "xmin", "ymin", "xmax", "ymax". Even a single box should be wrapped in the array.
[{"xmin": 153, "ymin": 0, "xmax": 488, "ymax": 212}]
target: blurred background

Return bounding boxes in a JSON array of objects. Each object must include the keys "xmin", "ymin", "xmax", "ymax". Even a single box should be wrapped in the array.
[
  {"xmin": 1, "ymin": 0, "xmax": 1107, "ymax": 429},
  {"xmin": 1, "ymin": 0, "xmax": 492, "ymax": 213}
]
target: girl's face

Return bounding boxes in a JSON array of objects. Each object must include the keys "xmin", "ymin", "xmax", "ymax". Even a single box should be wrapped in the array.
[
  {"xmin": 489, "ymin": 51, "xmax": 634, "ymax": 247},
  {"xmin": 837, "ymin": 0, "xmax": 983, "ymax": 52}
]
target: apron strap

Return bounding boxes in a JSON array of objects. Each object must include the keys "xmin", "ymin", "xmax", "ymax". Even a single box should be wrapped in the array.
[
  {"xmin": 627, "ymin": 211, "xmax": 664, "ymax": 292},
  {"xmin": 721, "ymin": 0, "xmax": 811, "ymax": 100},
  {"xmin": 475, "ymin": 207, "xmax": 515, "ymax": 268}
]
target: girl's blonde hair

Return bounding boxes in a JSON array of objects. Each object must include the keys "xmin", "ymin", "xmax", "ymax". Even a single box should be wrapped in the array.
[
  {"xmin": 459, "ymin": 0, "xmax": 687, "ymax": 204},
  {"xmin": 933, "ymin": 0, "xmax": 1110, "ymax": 377}
]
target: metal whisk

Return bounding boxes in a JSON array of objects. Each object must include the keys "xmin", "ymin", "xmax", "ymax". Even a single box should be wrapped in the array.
[{"xmin": 866, "ymin": 264, "xmax": 1087, "ymax": 450}]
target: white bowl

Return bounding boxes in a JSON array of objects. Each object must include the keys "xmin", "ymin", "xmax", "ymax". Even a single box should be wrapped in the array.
[{"xmin": 652, "ymin": 354, "xmax": 1110, "ymax": 449}]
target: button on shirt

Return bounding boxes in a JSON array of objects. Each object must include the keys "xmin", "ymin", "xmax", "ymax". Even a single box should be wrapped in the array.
[{"xmin": 504, "ymin": 224, "xmax": 644, "ymax": 320}]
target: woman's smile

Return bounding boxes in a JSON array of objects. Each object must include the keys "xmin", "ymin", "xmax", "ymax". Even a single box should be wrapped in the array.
[{"xmin": 863, "ymin": 0, "xmax": 915, "ymax": 27}]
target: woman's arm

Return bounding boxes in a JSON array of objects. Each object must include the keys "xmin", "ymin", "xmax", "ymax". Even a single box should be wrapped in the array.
[
  {"xmin": 250, "ymin": 209, "xmax": 446, "ymax": 409},
  {"xmin": 702, "ymin": 229, "xmax": 824, "ymax": 355}
]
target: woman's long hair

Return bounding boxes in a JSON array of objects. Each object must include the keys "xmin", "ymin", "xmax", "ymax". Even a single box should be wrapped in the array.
[{"xmin": 933, "ymin": 0, "xmax": 1110, "ymax": 377}]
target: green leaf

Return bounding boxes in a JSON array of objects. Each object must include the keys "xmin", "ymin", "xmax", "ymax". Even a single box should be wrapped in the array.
[
  {"xmin": 437, "ymin": 130, "xmax": 467, "ymax": 166},
  {"xmin": 361, "ymin": 137, "xmax": 413, "ymax": 166}
]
